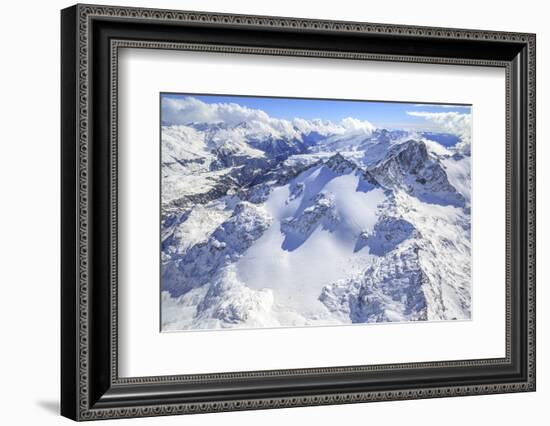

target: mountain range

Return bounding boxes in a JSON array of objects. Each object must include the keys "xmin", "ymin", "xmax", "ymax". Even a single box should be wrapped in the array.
[{"xmin": 160, "ymin": 113, "xmax": 471, "ymax": 331}]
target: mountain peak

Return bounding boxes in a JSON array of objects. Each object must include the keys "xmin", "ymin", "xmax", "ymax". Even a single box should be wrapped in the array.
[
  {"xmin": 324, "ymin": 152, "xmax": 357, "ymax": 174},
  {"xmin": 234, "ymin": 120, "xmax": 253, "ymax": 130},
  {"xmin": 369, "ymin": 139, "xmax": 465, "ymax": 207},
  {"xmin": 380, "ymin": 139, "xmax": 429, "ymax": 173},
  {"xmin": 396, "ymin": 139, "xmax": 428, "ymax": 155}
]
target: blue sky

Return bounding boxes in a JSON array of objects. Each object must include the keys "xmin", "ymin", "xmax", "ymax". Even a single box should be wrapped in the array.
[{"xmin": 161, "ymin": 93, "xmax": 471, "ymax": 131}]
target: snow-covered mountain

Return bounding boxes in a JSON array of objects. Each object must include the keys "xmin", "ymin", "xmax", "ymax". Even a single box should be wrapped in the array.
[{"xmin": 160, "ymin": 105, "xmax": 471, "ymax": 331}]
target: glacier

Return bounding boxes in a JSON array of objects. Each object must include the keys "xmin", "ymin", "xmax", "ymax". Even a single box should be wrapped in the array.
[{"xmin": 160, "ymin": 103, "xmax": 471, "ymax": 331}]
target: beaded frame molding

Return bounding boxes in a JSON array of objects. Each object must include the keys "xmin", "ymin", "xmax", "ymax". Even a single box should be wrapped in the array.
[{"xmin": 61, "ymin": 4, "xmax": 536, "ymax": 421}]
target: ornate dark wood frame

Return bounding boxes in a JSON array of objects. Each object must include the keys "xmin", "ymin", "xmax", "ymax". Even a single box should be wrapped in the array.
[{"xmin": 61, "ymin": 3, "xmax": 536, "ymax": 421}]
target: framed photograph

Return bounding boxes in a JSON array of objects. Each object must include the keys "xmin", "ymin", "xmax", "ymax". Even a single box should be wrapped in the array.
[{"xmin": 61, "ymin": 4, "xmax": 536, "ymax": 421}]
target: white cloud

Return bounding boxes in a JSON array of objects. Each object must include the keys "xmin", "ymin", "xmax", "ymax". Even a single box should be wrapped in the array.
[
  {"xmin": 162, "ymin": 96, "xmax": 271, "ymax": 126},
  {"xmin": 406, "ymin": 111, "xmax": 471, "ymax": 153},
  {"xmin": 162, "ymin": 96, "xmax": 376, "ymax": 139},
  {"xmin": 340, "ymin": 117, "xmax": 376, "ymax": 134},
  {"xmin": 292, "ymin": 118, "xmax": 340, "ymax": 135}
]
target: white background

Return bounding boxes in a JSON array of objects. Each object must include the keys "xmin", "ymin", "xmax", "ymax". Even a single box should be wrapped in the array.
[
  {"xmin": 119, "ymin": 49, "xmax": 505, "ymax": 377},
  {"xmin": 0, "ymin": 0, "xmax": 547, "ymax": 425}
]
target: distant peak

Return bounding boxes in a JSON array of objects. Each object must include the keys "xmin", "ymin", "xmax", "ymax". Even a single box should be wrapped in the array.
[
  {"xmin": 324, "ymin": 152, "xmax": 356, "ymax": 173},
  {"xmin": 326, "ymin": 152, "xmax": 346, "ymax": 162},
  {"xmin": 234, "ymin": 120, "xmax": 253, "ymax": 129},
  {"xmin": 393, "ymin": 139, "xmax": 428, "ymax": 157},
  {"xmin": 187, "ymin": 121, "xmax": 228, "ymax": 132}
]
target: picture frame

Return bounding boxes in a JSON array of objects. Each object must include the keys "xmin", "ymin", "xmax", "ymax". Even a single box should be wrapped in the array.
[{"xmin": 61, "ymin": 3, "xmax": 536, "ymax": 421}]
